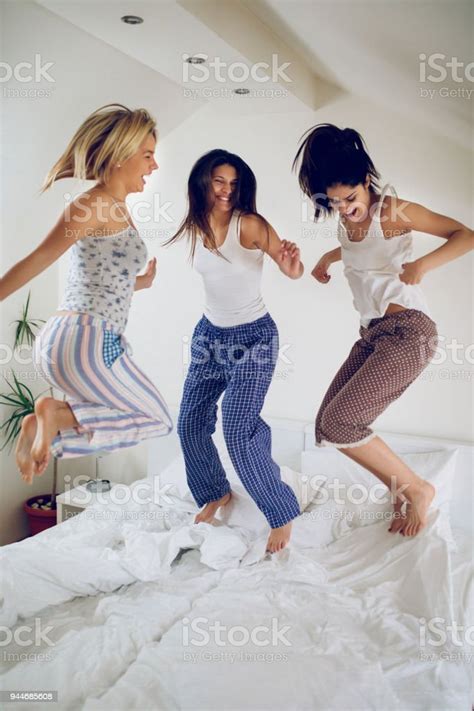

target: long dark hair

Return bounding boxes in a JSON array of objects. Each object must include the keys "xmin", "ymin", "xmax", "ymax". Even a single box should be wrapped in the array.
[
  {"xmin": 166, "ymin": 148, "xmax": 269, "ymax": 258},
  {"xmin": 293, "ymin": 124, "xmax": 381, "ymax": 221}
]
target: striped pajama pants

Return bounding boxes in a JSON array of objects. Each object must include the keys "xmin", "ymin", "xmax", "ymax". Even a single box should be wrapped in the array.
[
  {"xmin": 315, "ymin": 309, "xmax": 438, "ymax": 448},
  {"xmin": 33, "ymin": 314, "xmax": 173, "ymax": 458},
  {"xmin": 177, "ymin": 313, "xmax": 301, "ymax": 529}
]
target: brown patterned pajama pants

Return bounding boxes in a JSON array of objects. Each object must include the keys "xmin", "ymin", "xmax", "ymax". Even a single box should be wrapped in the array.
[{"xmin": 315, "ymin": 309, "xmax": 438, "ymax": 448}]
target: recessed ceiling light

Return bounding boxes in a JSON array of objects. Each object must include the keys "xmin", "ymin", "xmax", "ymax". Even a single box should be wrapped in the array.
[
  {"xmin": 234, "ymin": 88, "xmax": 250, "ymax": 95},
  {"xmin": 186, "ymin": 56, "xmax": 206, "ymax": 65},
  {"xmin": 121, "ymin": 15, "xmax": 144, "ymax": 25}
]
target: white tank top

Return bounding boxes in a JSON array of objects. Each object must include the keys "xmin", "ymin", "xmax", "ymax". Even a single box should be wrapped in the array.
[
  {"xmin": 193, "ymin": 210, "xmax": 268, "ymax": 327},
  {"xmin": 337, "ymin": 184, "xmax": 432, "ymax": 327}
]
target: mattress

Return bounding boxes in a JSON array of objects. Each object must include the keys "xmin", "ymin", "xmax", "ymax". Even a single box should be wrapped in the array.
[{"xmin": 0, "ymin": 479, "xmax": 472, "ymax": 711}]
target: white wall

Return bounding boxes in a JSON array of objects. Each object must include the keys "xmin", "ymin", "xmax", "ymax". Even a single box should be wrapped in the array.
[
  {"xmin": 129, "ymin": 94, "xmax": 473, "ymax": 445},
  {"xmin": 1, "ymin": 2, "xmax": 472, "ymax": 545}
]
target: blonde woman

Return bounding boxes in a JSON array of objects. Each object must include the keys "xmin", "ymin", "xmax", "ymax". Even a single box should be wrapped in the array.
[{"xmin": 0, "ymin": 104, "xmax": 172, "ymax": 483}]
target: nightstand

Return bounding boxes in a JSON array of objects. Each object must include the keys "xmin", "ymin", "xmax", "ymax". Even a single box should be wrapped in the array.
[{"xmin": 56, "ymin": 481, "xmax": 125, "ymax": 523}]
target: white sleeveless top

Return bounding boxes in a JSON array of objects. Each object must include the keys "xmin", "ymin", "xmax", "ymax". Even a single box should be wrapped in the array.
[
  {"xmin": 337, "ymin": 184, "xmax": 431, "ymax": 328},
  {"xmin": 193, "ymin": 210, "xmax": 268, "ymax": 327}
]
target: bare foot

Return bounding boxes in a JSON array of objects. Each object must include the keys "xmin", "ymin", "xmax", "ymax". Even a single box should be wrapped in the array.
[
  {"xmin": 195, "ymin": 492, "xmax": 232, "ymax": 524},
  {"xmin": 388, "ymin": 497, "xmax": 406, "ymax": 534},
  {"xmin": 16, "ymin": 414, "xmax": 38, "ymax": 484},
  {"xmin": 398, "ymin": 480, "xmax": 435, "ymax": 537},
  {"xmin": 31, "ymin": 396, "xmax": 60, "ymax": 476},
  {"xmin": 266, "ymin": 521, "xmax": 292, "ymax": 554}
]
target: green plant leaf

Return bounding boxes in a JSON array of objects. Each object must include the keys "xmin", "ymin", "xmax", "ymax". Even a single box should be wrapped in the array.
[
  {"xmin": 11, "ymin": 290, "xmax": 45, "ymax": 350},
  {"xmin": 0, "ymin": 373, "xmax": 36, "ymax": 450},
  {"xmin": 0, "ymin": 393, "xmax": 24, "ymax": 406}
]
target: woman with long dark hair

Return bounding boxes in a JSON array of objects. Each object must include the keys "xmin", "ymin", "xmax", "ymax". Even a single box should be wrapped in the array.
[
  {"xmin": 294, "ymin": 123, "xmax": 473, "ymax": 537},
  {"xmin": 168, "ymin": 149, "xmax": 304, "ymax": 553}
]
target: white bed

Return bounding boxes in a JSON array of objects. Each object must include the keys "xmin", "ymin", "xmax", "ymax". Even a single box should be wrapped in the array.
[{"xmin": 0, "ymin": 419, "xmax": 472, "ymax": 711}]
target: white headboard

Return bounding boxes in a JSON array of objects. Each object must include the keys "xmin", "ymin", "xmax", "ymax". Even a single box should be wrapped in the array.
[{"xmin": 147, "ymin": 413, "xmax": 473, "ymax": 534}]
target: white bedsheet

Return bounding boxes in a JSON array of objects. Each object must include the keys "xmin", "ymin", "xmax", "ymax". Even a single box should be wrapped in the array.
[{"xmin": 0, "ymin": 478, "xmax": 472, "ymax": 711}]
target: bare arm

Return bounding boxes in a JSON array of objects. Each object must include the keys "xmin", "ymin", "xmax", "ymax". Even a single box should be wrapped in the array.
[
  {"xmin": 134, "ymin": 258, "xmax": 157, "ymax": 291},
  {"xmin": 311, "ymin": 247, "xmax": 341, "ymax": 284},
  {"xmin": 388, "ymin": 198, "xmax": 473, "ymax": 284},
  {"xmin": 240, "ymin": 214, "xmax": 304, "ymax": 279},
  {"xmin": 0, "ymin": 201, "xmax": 101, "ymax": 301}
]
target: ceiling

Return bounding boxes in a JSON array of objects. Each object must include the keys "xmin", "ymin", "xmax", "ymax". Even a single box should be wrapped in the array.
[
  {"xmin": 36, "ymin": 0, "xmax": 472, "ymax": 147},
  {"xmin": 254, "ymin": 0, "xmax": 473, "ymax": 146}
]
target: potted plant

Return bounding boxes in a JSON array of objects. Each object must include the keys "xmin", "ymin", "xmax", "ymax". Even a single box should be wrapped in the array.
[{"xmin": 0, "ymin": 292, "xmax": 57, "ymax": 535}]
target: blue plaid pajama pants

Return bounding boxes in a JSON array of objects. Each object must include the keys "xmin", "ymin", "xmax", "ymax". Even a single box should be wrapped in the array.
[{"xmin": 177, "ymin": 313, "xmax": 301, "ymax": 529}]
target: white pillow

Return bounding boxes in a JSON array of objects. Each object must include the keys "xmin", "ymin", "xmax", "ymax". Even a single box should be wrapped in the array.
[
  {"xmin": 209, "ymin": 431, "xmax": 320, "ymax": 514},
  {"xmin": 156, "ymin": 436, "xmax": 243, "ymax": 495},
  {"xmin": 156, "ymin": 432, "xmax": 318, "ymax": 533},
  {"xmin": 300, "ymin": 448, "xmax": 458, "ymax": 542},
  {"xmin": 155, "ymin": 453, "xmax": 190, "ymax": 497},
  {"xmin": 216, "ymin": 485, "xmax": 268, "ymax": 533}
]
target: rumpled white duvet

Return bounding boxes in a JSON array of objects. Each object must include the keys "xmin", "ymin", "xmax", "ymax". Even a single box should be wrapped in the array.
[{"xmin": 0, "ymin": 475, "xmax": 472, "ymax": 711}]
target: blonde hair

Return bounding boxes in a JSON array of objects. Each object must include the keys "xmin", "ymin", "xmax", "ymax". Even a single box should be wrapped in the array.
[{"xmin": 41, "ymin": 103, "xmax": 157, "ymax": 192}]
